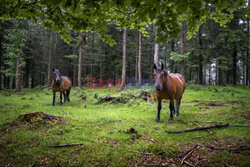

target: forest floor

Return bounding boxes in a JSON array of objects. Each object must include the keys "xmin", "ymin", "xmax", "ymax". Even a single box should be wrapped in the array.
[{"xmin": 0, "ymin": 85, "xmax": 249, "ymax": 166}]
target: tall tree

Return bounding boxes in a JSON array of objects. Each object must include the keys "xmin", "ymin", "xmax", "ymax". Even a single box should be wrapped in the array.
[
  {"xmin": 121, "ymin": 28, "xmax": 127, "ymax": 87},
  {"xmin": 138, "ymin": 31, "xmax": 142, "ymax": 86},
  {"xmin": 154, "ymin": 26, "xmax": 159, "ymax": 67},
  {"xmin": 47, "ymin": 29, "xmax": 53, "ymax": 87},
  {"xmin": 78, "ymin": 33, "xmax": 84, "ymax": 87},
  {"xmin": 3, "ymin": 20, "xmax": 28, "ymax": 92},
  {"xmin": 180, "ymin": 21, "xmax": 186, "ymax": 75}
]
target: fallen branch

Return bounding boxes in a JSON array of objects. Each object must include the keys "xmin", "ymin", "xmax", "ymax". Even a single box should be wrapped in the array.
[
  {"xmin": 193, "ymin": 122, "xmax": 212, "ymax": 135},
  {"xmin": 229, "ymin": 125, "xmax": 250, "ymax": 127},
  {"xmin": 209, "ymin": 145, "xmax": 250, "ymax": 152},
  {"xmin": 165, "ymin": 123, "xmax": 229, "ymax": 133},
  {"xmin": 185, "ymin": 120, "xmax": 223, "ymax": 124},
  {"xmin": 48, "ymin": 143, "xmax": 84, "ymax": 147}
]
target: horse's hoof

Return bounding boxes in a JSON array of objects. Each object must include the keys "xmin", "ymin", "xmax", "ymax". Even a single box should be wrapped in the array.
[
  {"xmin": 156, "ymin": 118, "xmax": 160, "ymax": 123},
  {"xmin": 168, "ymin": 119, "xmax": 173, "ymax": 123},
  {"xmin": 174, "ymin": 112, "xmax": 179, "ymax": 117},
  {"xmin": 52, "ymin": 104, "xmax": 54, "ymax": 106},
  {"xmin": 60, "ymin": 103, "xmax": 62, "ymax": 106}
]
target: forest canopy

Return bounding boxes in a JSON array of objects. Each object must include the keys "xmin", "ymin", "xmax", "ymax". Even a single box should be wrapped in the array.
[{"xmin": 0, "ymin": 0, "xmax": 247, "ymax": 44}]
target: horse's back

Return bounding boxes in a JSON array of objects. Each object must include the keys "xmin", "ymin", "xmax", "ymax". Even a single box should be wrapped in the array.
[
  {"xmin": 168, "ymin": 73, "xmax": 185, "ymax": 98},
  {"xmin": 61, "ymin": 76, "xmax": 72, "ymax": 89}
]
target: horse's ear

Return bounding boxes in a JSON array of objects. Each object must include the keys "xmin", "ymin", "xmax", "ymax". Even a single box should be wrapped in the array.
[
  {"xmin": 153, "ymin": 64, "xmax": 157, "ymax": 70},
  {"xmin": 161, "ymin": 63, "xmax": 164, "ymax": 70}
]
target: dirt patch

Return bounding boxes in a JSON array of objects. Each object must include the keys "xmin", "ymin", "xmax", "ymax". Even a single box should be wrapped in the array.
[
  {"xmin": 11, "ymin": 111, "xmax": 64, "ymax": 127},
  {"xmin": 204, "ymin": 102, "xmax": 225, "ymax": 107}
]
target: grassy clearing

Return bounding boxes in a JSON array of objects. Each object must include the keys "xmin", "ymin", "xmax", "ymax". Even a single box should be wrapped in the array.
[{"xmin": 0, "ymin": 85, "xmax": 249, "ymax": 166}]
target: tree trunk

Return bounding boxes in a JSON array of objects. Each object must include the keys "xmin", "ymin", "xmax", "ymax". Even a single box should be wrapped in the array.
[
  {"xmin": 198, "ymin": 27, "xmax": 203, "ymax": 84},
  {"xmin": 91, "ymin": 32, "xmax": 94, "ymax": 77},
  {"xmin": 78, "ymin": 40, "xmax": 82, "ymax": 87},
  {"xmin": 232, "ymin": 48, "xmax": 237, "ymax": 85},
  {"xmin": 73, "ymin": 62, "xmax": 77, "ymax": 87},
  {"xmin": 246, "ymin": 14, "xmax": 249, "ymax": 85},
  {"xmin": 16, "ymin": 48, "xmax": 21, "ymax": 92},
  {"xmin": 25, "ymin": 58, "xmax": 29, "ymax": 88},
  {"xmin": 135, "ymin": 32, "xmax": 138, "ymax": 87},
  {"xmin": 180, "ymin": 21, "xmax": 186, "ymax": 76},
  {"xmin": 121, "ymin": 28, "xmax": 127, "ymax": 87},
  {"xmin": 0, "ymin": 22, "xmax": 2, "ymax": 90},
  {"xmin": 154, "ymin": 26, "xmax": 159, "ymax": 67},
  {"xmin": 138, "ymin": 31, "xmax": 142, "ymax": 86},
  {"xmin": 170, "ymin": 39, "xmax": 175, "ymax": 73},
  {"xmin": 47, "ymin": 29, "xmax": 53, "ymax": 87}
]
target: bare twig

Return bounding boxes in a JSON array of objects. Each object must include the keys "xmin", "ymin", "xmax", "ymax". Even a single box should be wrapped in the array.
[
  {"xmin": 179, "ymin": 145, "xmax": 198, "ymax": 159},
  {"xmin": 222, "ymin": 159, "xmax": 232, "ymax": 167},
  {"xmin": 180, "ymin": 145, "xmax": 198, "ymax": 164},
  {"xmin": 48, "ymin": 143, "xmax": 84, "ymax": 147},
  {"xmin": 129, "ymin": 149, "xmax": 153, "ymax": 156},
  {"xmin": 193, "ymin": 122, "xmax": 212, "ymax": 135},
  {"xmin": 209, "ymin": 145, "xmax": 250, "ymax": 152},
  {"xmin": 165, "ymin": 123, "xmax": 229, "ymax": 133},
  {"xmin": 183, "ymin": 160, "xmax": 195, "ymax": 167},
  {"xmin": 192, "ymin": 136, "xmax": 202, "ymax": 139}
]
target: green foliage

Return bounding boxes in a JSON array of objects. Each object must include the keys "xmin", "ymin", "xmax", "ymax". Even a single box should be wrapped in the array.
[
  {"xmin": 170, "ymin": 52, "xmax": 190, "ymax": 62},
  {"xmin": 2, "ymin": 20, "xmax": 28, "ymax": 77},
  {"xmin": 0, "ymin": 0, "xmax": 246, "ymax": 44},
  {"xmin": 64, "ymin": 54, "xmax": 78, "ymax": 60}
]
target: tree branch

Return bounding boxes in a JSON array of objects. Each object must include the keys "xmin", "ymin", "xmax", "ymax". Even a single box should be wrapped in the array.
[{"xmin": 165, "ymin": 123, "xmax": 229, "ymax": 133}]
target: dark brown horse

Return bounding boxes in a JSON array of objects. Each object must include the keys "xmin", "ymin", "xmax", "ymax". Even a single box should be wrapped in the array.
[
  {"xmin": 154, "ymin": 64, "xmax": 185, "ymax": 123},
  {"xmin": 52, "ymin": 69, "xmax": 72, "ymax": 106}
]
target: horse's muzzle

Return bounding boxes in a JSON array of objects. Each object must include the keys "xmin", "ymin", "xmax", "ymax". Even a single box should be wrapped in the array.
[{"xmin": 155, "ymin": 85, "xmax": 162, "ymax": 91}]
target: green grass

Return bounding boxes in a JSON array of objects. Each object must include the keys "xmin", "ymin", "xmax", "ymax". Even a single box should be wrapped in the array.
[{"xmin": 0, "ymin": 85, "xmax": 249, "ymax": 166}]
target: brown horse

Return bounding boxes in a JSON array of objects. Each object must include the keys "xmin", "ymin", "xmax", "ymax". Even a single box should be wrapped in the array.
[
  {"xmin": 154, "ymin": 64, "xmax": 185, "ymax": 123},
  {"xmin": 52, "ymin": 69, "xmax": 72, "ymax": 106}
]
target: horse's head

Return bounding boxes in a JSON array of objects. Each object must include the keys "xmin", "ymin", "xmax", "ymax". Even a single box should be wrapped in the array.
[
  {"xmin": 154, "ymin": 63, "xmax": 167, "ymax": 91},
  {"xmin": 52, "ymin": 69, "xmax": 61, "ymax": 87}
]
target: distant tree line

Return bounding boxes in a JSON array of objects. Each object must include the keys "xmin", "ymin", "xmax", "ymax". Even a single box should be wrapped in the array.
[{"xmin": 0, "ymin": 5, "xmax": 249, "ymax": 91}]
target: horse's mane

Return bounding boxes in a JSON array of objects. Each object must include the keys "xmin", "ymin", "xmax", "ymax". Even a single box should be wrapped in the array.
[{"xmin": 155, "ymin": 68, "xmax": 168, "ymax": 77}]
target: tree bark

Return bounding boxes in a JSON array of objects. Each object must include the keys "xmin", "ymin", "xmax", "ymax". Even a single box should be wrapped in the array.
[
  {"xmin": 135, "ymin": 31, "xmax": 138, "ymax": 86},
  {"xmin": 16, "ymin": 47, "xmax": 21, "ymax": 92},
  {"xmin": 246, "ymin": 14, "xmax": 249, "ymax": 85},
  {"xmin": 0, "ymin": 24, "xmax": 2, "ymax": 90},
  {"xmin": 154, "ymin": 26, "xmax": 159, "ymax": 67},
  {"xmin": 78, "ymin": 37, "xmax": 82, "ymax": 87},
  {"xmin": 138, "ymin": 31, "xmax": 142, "ymax": 86},
  {"xmin": 170, "ymin": 39, "xmax": 175, "ymax": 73},
  {"xmin": 73, "ymin": 62, "xmax": 77, "ymax": 87},
  {"xmin": 47, "ymin": 29, "xmax": 53, "ymax": 87},
  {"xmin": 180, "ymin": 21, "xmax": 186, "ymax": 76},
  {"xmin": 198, "ymin": 27, "xmax": 203, "ymax": 84},
  {"xmin": 121, "ymin": 28, "xmax": 127, "ymax": 87},
  {"xmin": 91, "ymin": 32, "xmax": 94, "ymax": 77},
  {"xmin": 232, "ymin": 48, "xmax": 237, "ymax": 85}
]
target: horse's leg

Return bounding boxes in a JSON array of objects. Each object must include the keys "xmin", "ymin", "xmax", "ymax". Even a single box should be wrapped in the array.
[
  {"xmin": 175, "ymin": 96, "xmax": 182, "ymax": 116},
  {"xmin": 169, "ymin": 100, "xmax": 175, "ymax": 123},
  {"xmin": 156, "ymin": 99, "xmax": 162, "ymax": 123},
  {"xmin": 67, "ymin": 90, "xmax": 70, "ymax": 102},
  {"xmin": 60, "ymin": 92, "xmax": 63, "ymax": 105},
  {"xmin": 63, "ymin": 92, "xmax": 66, "ymax": 102},
  {"xmin": 52, "ymin": 92, "xmax": 56, "ymax": 106}
]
